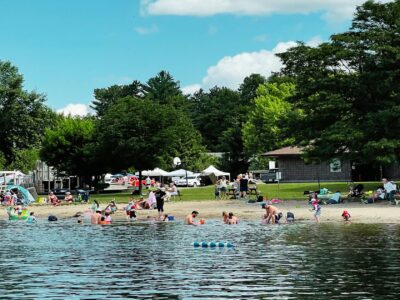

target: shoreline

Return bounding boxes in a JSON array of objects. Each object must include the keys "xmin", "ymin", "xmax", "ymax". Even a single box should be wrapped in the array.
[{"xmin": 2, "ymin": 200, "xmax": 399, "ymax": 224}]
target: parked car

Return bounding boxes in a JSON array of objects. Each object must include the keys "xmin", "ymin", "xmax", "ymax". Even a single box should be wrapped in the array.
[
  {"xmin": 176, "ymin": 175, "xmax": 201, "ymax": 187},
  {"xmin": 260, "ymin": 169, "xmax": 280, "ymax": 183}
]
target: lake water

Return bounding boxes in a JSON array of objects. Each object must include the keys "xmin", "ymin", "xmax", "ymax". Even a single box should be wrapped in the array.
[{"xmin": 0, "ymin": 219, "xmax": 400, "ymax": 299}]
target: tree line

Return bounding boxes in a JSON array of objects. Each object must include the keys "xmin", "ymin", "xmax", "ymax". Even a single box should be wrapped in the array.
[{"xmin": 0, "ymin": 0, "xmax": 398, "ymax": 188}]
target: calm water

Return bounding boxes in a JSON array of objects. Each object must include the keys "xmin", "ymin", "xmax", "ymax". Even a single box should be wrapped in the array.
[{"xmin": 0, "ymin": 219, "xmax": 400, "ymax": 299}]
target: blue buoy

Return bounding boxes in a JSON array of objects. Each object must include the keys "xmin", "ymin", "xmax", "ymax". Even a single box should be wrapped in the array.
[
  {"xmin": 226, "ymin": 242, "xmax": 234, "ymax": 248},
  {"xmin": 201, "ymin": 241, "xmax": 208, "ymax": 248},
  {"xmin": 209, "ymin": 242, "xmax": 216, "ymax": 248},
  {"xmin": 193, "ymin": 241, "xmax": 200, "ymax": 247},
  {"xmin": 218, "ymin": 242, "xmax": 225, "ymax": 247}
]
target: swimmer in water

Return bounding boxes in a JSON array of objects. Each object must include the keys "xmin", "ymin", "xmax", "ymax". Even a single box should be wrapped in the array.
[
  {"xmin": 227, "ymin": 212, "xmax": 238, "ymax": 225},
  {"xmin": 222, "ymin": 211, "xmax": 229, "ymax": 224},
  {"xmin": 27, "ymin": 212, "xmax": 37, "ymax": 224},
  {"xmin": 185, "ymin": 211, "xmax": 199, "ymax": 225}
]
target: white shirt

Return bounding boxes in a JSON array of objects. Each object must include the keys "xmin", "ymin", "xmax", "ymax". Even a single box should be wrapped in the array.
[{"xmin": 384, "ymin": 182, "xmax": 397, "ymax": 193}]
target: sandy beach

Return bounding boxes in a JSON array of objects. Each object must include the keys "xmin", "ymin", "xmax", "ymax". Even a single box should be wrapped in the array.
[{"xmin": 2, "ymin": 200, "xmax": 399, "ymax": 224}]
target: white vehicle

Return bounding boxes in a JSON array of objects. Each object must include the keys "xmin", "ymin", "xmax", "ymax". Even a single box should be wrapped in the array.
[{"xmin": 176, "ymin": 175, "xmax": 201, "ymax": 187}]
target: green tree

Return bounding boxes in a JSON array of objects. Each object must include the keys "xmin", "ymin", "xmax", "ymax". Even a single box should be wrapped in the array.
[
  {"xmin": 143, "ymin": 71, "xmax": 188, "ymax": 109},
  {"xmin": 238, "ymin": 73, "xmax": 266, "ymax": 103},
  {"xmin": 242, "ymin": 82, "xmax": 295, "ymax": 160},
  {"xmin": 40, "ymin": 117, "xmax": 102, "ymax": 182},
  {"xmin": 95, "ymin": 97, "xmax": 209, "ymax": 193},
  {"xmin": 277, "ymin": 0, "xmax": 400, "ymax": 165},
  {"xmin": 0, "ymin": 60, "xmax": 56, "ymax": 164},
  {"xmin": 9, "ymin": 148, "xmax": 40, "ymax": 174},
  {"xmin": 91, "ymin": 80, "xmax": 143, "ymax": 117}
]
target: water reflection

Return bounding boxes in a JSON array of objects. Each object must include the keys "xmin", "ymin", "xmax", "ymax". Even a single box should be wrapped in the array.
[{"xmin": 0, "ymin": 220, "xmax": 399, "ymax": 299}]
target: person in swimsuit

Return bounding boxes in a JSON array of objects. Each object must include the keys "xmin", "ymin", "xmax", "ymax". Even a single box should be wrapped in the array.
[
  {"xmin": 262, "ymin": 203, "xmax": 279, "ymax": 224},
  {"xmin": 91, "ymin": 210, "xmax": 102, "ymax": 224},
  {"xmin": 185, "ymin": 211, "xmax": 199, "ymax": 225},
  {"xmin": 222, "ymin": 211, "xmax": 229, "ymax": 223},
  {"xmin": 286, "ymin": 212, "xmax": 295, "ymax": 224},
  {"xmin": 227, "ymin": 212, "xmax": 238, "ymax": 225}
]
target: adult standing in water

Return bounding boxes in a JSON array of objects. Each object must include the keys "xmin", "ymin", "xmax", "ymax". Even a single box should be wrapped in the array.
[
  {"xmin": 262, "ymin": 203, "xmax": 279, "ymax": 224},
  {"xmin": 154, "ymin": 188, "xmax": 166, "ymax": 219},
  {"xmin": 91, "ymin": 209, "xmax": 102, "ymax": 224}
]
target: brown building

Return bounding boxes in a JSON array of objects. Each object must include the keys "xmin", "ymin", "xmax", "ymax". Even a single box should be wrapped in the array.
[
  {"xmin": 263, "ymin": 146, "xmax": 352, "ymax": 182},
  {"xmin": 263, "ymin": 146, "xmax": 400, "ymax": 182}
]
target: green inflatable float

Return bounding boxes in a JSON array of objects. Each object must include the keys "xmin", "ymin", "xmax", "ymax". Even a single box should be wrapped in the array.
[{"xmin": 6, "ymin": 206, "xmax": 30, "ymax": 221}]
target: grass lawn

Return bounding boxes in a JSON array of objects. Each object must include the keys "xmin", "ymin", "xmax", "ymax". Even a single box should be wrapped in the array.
[{"xmin": 90, "ymin": 181, "xmax": 381, "ymax": 204}]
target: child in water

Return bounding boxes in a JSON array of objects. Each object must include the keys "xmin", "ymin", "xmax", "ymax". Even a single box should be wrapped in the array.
[
  {"xmin": 227, "ymin": 212, "xmax": 238, "ymax": 225},
  {"xmin": 341, "ymin": 210, "xmax": 351, "ymax": 222},
  {"xmin": 311, "ymin": 200, "xmax": 321, "ymax": 224},
  {"xmin": 100, "ymin": 216, "xmax": 107, "ymax": 225},
  {"xmin": 27, "ymin": 212, "xmax": 37, "ymax": 224},
  {"xmin": 286, "ymin": 212, "xmax": 295, "ymax": 224},
  {"xmin": 222, "ymin": 211, "xmax": 229, "ymax": 224},
  {"xmin": 104, "ymin": 212, "xmax": 112, "ymax": 224}
]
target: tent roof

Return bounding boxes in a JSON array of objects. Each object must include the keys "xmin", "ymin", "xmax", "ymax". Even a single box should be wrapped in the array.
[
  {"xmin": 166, "ymin": 169, "xmax": 194, "ymax": 177},
  {"xmin": 201, "ymin": 165, "xmax": 230, "ymax": 177},
  {"xmin": 141, "ymin": 168, "xmax": 169, "ymax": 177}
]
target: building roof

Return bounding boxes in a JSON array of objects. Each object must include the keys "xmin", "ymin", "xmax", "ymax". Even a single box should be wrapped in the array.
[{"xmin": 263, "ymin": 146, "xmax": 303, "ymax": 157}]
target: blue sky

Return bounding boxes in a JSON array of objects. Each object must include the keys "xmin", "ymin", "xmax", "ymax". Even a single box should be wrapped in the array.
[{"xmin": 0, "ymin": 0, "xmax": 370, "ymax": 115}]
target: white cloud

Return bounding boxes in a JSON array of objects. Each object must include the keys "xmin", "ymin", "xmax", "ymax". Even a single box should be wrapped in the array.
[
  {"xmin": 185, "ymin": 37, "xmax": 321, "ymax": 92},
  {"xmin": 201, "ymin": 41, "xmax": 296, "ymax": 89},
  {"xmin": 57, "ymin": 104, "xmax": 90, "ymax": 117},
  {"xmin": 181, "ymin": 84, "xmax": 202, "ymax": 94},
  {"xmin": 135, "ymin": 24, "xmax": 159, "ymax": 35},
  {"xmin": 140, "ymin": 0, "xmax": 391, "ymax": 21}
]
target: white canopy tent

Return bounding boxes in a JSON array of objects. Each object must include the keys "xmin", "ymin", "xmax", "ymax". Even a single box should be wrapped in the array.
[
  {"xmin": 201, "ymin": 165, "xmax": 230, "ymax": 181},
  {"xmin": 139, "ymin": 168, "xmax": 169, "ymax": 177},
  {"xmin": 166, "ymin": 169, "xmax": 194, "ymax": 177}
]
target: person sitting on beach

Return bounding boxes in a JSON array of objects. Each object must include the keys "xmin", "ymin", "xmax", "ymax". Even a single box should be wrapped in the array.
[
  {"xmin": 49, "ymin": 192, "xmax": 60, "ymax": 206},
  {"xmin": 222, "ymin": 211, "xmax": 229, "ymax": 223},
  {"xmin": 262, "ymin": 203, "xmax": 279, "ymax": 224},
  {"xmin": 64, "ymin": 192, "xmax": 74, "ymax": 203},
  {"xmin": 132, "ymin": 197, "xmax": 146, "ymax": 210},
  {"xmin": 168, "ymin": 183, "xmax": 178, "ymax": 196},
  {"xmin": 341, "ymin": 210, "xmax": 351, "ymax": 222},
  {"xmin": 382, "ymin": 178, "xmax": 397, "ymax": 203},
  {"xmin": 146, "ymin": 191, "xmax": 157, "ymax": 209},
  {"xmin": 286, "ymin": 212, "xmax": 295, "ymax": 224},
  {"xmin": 27, "ymin": 212, "xmax": 37, "ymax": 224},
  {"xmin": 185, "ymin": 211, "xmax": 199, "ymax": 225},
  {"xmin": 161, "ymin": 214, "xmax": 169, "ymax": 222},
  {"xmin": 227, "ymin": 212, "xmax": 238, "ymax": 225},
  {"xmin": 91, "ymin": 209, "xmax": 102, "ymax": 224}
]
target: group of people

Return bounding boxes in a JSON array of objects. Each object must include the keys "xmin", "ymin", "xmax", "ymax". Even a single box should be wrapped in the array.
[
  {"xmin": 0, "ymin": 189, "xmax": 24, "ymax": 206},
  {"xmin": 261, "ymin": 203, "xmax": 294, "ymax": 224},
  {"xmin": 215, "ymin": 173, "xmax": 256, "ymax": 200},
  {"xmin": 361, "ymin": 178, "xmax": 399, "ymax": 204}
]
